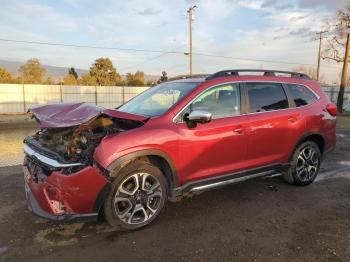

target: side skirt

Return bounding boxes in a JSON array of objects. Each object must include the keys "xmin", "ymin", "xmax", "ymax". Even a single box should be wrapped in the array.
[{"xmin": 171, "ymin": 164, "xmax": 289, "ymax": 197}]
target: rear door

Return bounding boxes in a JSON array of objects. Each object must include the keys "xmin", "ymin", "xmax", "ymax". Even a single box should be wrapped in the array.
[{"xmin": 243, "ymin": 82, "xmax": 301, "ymax": 168}]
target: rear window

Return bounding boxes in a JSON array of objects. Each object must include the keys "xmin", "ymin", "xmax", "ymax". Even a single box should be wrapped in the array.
[
  {"xmin": 246, "ymin": 82, "xmax": 289, "ymax": 113},
  {"xmin": 286, "ymin": 84, "xmax": 318, "ymax": 107}
]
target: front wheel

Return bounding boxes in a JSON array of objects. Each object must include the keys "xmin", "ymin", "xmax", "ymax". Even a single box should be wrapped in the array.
[
  {"xmin": 104, "ymin": 160, "xmax": 168, "ymax": 230},
  {"xmin": 283, "ymin": 141, "xmax": 321, "ymax": 186}
]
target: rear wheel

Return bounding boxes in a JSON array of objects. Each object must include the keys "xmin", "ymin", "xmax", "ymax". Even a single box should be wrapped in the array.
[
  {"xmin": 283, "ymin": 141, "xmax": 321, "ymax": 186},
  {"xmin": 104, "ymin": 160, "xmax": 168, "ymax": 230}
]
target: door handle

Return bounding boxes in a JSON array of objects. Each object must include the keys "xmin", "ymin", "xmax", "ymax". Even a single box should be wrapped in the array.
[
  {"xmin": 233, "ymin": 126, "xmax": 244, "ymax": 134},
  {"xmin": 288, "ymin": 117, "xmax": 297, "ymax": 123},
  {"xmin": 288, "ymin": 114, "xmax": 301, "ymax": 123}
]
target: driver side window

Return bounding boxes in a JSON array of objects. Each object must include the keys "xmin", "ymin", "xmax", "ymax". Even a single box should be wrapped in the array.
[{"xmin": 178, "ymin": 83, "xmax": 241, "ymax": 121}]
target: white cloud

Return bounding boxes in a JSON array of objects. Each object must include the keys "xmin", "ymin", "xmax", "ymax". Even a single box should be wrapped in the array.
[{"xmin": 298, "ymin": 0, "xmax": 348, "ymax": 11}]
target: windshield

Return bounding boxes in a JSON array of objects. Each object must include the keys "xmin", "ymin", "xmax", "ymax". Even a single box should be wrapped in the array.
[{"xmin": 118, "ymin": 81, "xmax": 200, "ymax": 117}]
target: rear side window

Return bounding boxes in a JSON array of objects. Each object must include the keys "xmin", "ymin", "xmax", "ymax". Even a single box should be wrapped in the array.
[
  {"xmin": 246, "ymin": 82, "xmax": 289, "ymax": 113},
  {"xmin": 286, "ymin": 84, "xmax": 318, "ymax": 107}
]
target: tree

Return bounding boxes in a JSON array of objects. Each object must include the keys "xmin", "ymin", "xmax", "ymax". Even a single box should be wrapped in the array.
[
  {"xmin": 157, "ymin": 71, "xmax": 168, "ymax": 84},
  {"xmin": 117, "ymin": 80, "xmax": 126, "ymax": 86},
  {"xmin": 43, "ymin": 77, "xmax": 54, "ymax": 85},
  {"xmin": 146, "ymin": 80, "xmax": 156, "ymax": 86},
  {"xmin": 18, "ymin": 58, "xmax": 46, "ymax": 84},
  {"xmin": 126, "ymin": 70, "xmax": 145, "ymax": 86},
  {"xmin": 135, "ymin": 70, "xmax": 145, "ymax": 83},
  {"xmin": 89, "ymin": 57, "xmax": 121, "ymax": 86},
  {"xmin": 79, "ymin": 73, "xmax": 97, "ymax": 86},
  {"xmin": 0, "ymin": 67, "xmax": 15, "ymax": 83},
  {"xmin": 63, "ymin": 74, "xmax": 78, "ymax": 85},
  {"xmin": 160, "ymin": 71, "xmax": 168, "ymax": 82},
  {"xmin": 323, "ymin": 6, "xmax": 350, "ymax": 62},
  {"xmin": 323, "ymin": 4, "xmax": 350, "ymax": 112},
  {"xmin": 68, "ymin": 67, "xmax": 78, "ymax": 79}
]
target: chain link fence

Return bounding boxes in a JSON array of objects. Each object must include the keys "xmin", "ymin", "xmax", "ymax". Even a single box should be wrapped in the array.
[{"xmin": 322, "ymin": 85, "xmax": 350, "ymax": 112}]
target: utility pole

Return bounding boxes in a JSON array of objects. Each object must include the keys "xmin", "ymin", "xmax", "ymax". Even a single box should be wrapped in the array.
[
  {"xmin": 337, "ymin": 33, "xmax": 350, "ymax": 113},
  {"xmin": 187, "ymin": 5, "xmax": 197, "ymax": 76},
  {"xmin": 316, "ymin": 31, "xmax": 326, "ymax": 81}
]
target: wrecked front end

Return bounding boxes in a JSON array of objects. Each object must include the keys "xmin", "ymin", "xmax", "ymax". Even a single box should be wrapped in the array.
[{"xmin": 23, "ymin": 103, "xmax": 146, "ymax": 221}]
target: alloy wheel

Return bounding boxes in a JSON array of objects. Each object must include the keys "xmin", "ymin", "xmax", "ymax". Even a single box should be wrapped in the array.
[
  {"xmin": 296, "ymin": 146, "xmax": 319, "ymax": 182},
  {"xmin": 113, "ymin": 173, "xmax": 163, "ymax": 225}
]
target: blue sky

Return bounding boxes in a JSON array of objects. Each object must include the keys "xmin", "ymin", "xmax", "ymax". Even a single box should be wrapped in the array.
[{"xmin": 0, "ymin": 0, "xmax": 348, "ymax": 83}]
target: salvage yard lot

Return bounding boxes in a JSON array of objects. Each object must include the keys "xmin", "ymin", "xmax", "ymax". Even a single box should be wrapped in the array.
[{"xmin": 0, "ymin": 117, "xmax": 350, "ymax": 262}]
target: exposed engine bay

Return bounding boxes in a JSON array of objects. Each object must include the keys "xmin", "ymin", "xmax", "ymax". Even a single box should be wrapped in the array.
[
  {"xmin": 26, "ymin": 116, "xmax": 143, "ymax": 165},
  {"xmin": 24, "ymin": 102, "xmax": 148, "ymax": 172}
]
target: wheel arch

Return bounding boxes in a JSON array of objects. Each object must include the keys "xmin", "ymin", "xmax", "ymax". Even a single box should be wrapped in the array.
[
  {"xmin": 290, "ymin": 132, "xmax": 325, "ymax": 160},
  {"xmin": 106, "ymin": 149, "xmax": 178, "ymax": 190}
]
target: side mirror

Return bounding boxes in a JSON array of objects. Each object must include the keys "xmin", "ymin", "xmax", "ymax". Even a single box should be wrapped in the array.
[{"xmin": 184, "ymin": 110, "xmax": 212, "ymax": 128}]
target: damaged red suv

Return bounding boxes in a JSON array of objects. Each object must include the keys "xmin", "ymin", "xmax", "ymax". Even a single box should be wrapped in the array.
[{"xmin": 23, "ymin": 69, "xmax": 337, "ymax": 230}]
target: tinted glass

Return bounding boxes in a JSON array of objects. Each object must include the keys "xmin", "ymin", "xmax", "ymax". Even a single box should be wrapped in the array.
[
  {"xmin": 118, "ymin": 81, "xmax": 200, "ymax": 117},
  {"xmin": 246, "ymin": 82, "xmax": 289, "ymax": 113},
  {"xmin": 178, "ymin": 83, "xmax": 241, "ymax": 121},
  {"xmin": 287, "ymin": 84, "xmax": 317, "ymax": 107}
]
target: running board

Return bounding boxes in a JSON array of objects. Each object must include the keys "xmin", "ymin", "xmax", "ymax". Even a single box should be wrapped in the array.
[
  {"xmin": 171, "ymin": 164, "xmax": 288, "ymax": 197},
  {"xmin": 189, "ymin": 170, "xmax": 275, "ymax": 193}
]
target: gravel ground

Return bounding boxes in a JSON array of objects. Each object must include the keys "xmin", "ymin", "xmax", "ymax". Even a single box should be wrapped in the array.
[{"xmin": 0, "ymin": 122, "xmax": 349, "ymax": 262}]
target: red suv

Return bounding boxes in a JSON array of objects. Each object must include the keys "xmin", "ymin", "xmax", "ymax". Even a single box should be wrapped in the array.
[{"xmin": 23, "ymin": 69, "xmax": 337, "ymax": 230}]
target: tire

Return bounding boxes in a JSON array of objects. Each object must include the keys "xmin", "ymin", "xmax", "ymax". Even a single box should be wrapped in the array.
[
  {"xmin": 282, "ymin": 141, "xmax": 321, "ymax": 186},
  {"xmin": 104, "ymin": 160, "xmax": 168, "ymax": 230}
]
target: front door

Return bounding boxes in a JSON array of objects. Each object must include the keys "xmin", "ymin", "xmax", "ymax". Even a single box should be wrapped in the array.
[{"xmin": 174, "ymin": 83, "xmax": 249, "ymax": 184}]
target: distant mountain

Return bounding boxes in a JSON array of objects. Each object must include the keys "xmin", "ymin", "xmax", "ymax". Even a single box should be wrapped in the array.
[{"xmin": 0, "ymin": 60, "xmax": 160, "ymax": 82}]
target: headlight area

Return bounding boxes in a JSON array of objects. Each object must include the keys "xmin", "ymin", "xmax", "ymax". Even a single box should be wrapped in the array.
[{"xmin": 24, "ymin": 154, "xmax": 109, "ymax": 220}]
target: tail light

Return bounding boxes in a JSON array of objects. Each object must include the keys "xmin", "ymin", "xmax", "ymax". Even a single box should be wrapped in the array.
[{"xmin": 326, "ymin": 103, "xmax": 337, "ymax": 117}]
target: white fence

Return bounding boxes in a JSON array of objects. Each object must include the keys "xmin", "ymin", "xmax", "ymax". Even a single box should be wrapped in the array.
[{"xmin": 0, "ymin": 84, "xmax": 149, "ymax": 113}]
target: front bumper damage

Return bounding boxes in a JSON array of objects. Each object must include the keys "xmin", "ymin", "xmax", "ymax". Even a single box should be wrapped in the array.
[{"xmin": 23, "ymin": 144, "xmax": 109, "ymax": 221}]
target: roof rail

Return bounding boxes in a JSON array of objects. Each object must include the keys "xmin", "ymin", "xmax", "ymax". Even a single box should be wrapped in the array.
[
  {"xmin": 205, "ymin": 69, "xmax": 311, "ymax": 80},
  {"xmin": 167, "ymin": 74, "xmax": 209, "ymax": 81}
]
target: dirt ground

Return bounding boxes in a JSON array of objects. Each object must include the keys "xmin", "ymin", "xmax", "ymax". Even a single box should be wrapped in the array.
[{"xmin": 0, "ymin": 120, "xmax": 350, "ymax": 262}]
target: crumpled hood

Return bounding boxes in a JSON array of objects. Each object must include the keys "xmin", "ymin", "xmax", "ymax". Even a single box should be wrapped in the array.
[{"xmin": 29, "ymin": 102, "xmax": 148, "ymax": 128}]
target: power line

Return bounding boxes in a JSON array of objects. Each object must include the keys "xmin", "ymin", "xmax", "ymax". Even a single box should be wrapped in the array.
[
  {"xmin": 0, "ymin": 38, "xmax": 180, "ymax": 54},
  {"xmin": 120, "ymin": 52, "xmax": 170, "ymax": 70},
  {"xmin": 193, "ymin": 52, "xmax": 341, "ymax": 68},
  {"xmin": 193, "ymin": 52, "xmax": 316, "ymax": 67},
  {"xmin": 0, "ymin": 37, "xmax": 340, "ymax": 68}
]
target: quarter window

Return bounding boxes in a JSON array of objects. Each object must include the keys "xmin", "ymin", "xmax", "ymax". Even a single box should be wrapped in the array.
[
  {"xmin": 286, "ymin": 84, "xmax": 317, "ymax": 107},
  {"xmin": 246, "ymin": 82, "xmax": 289, "ymax": 113}
]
